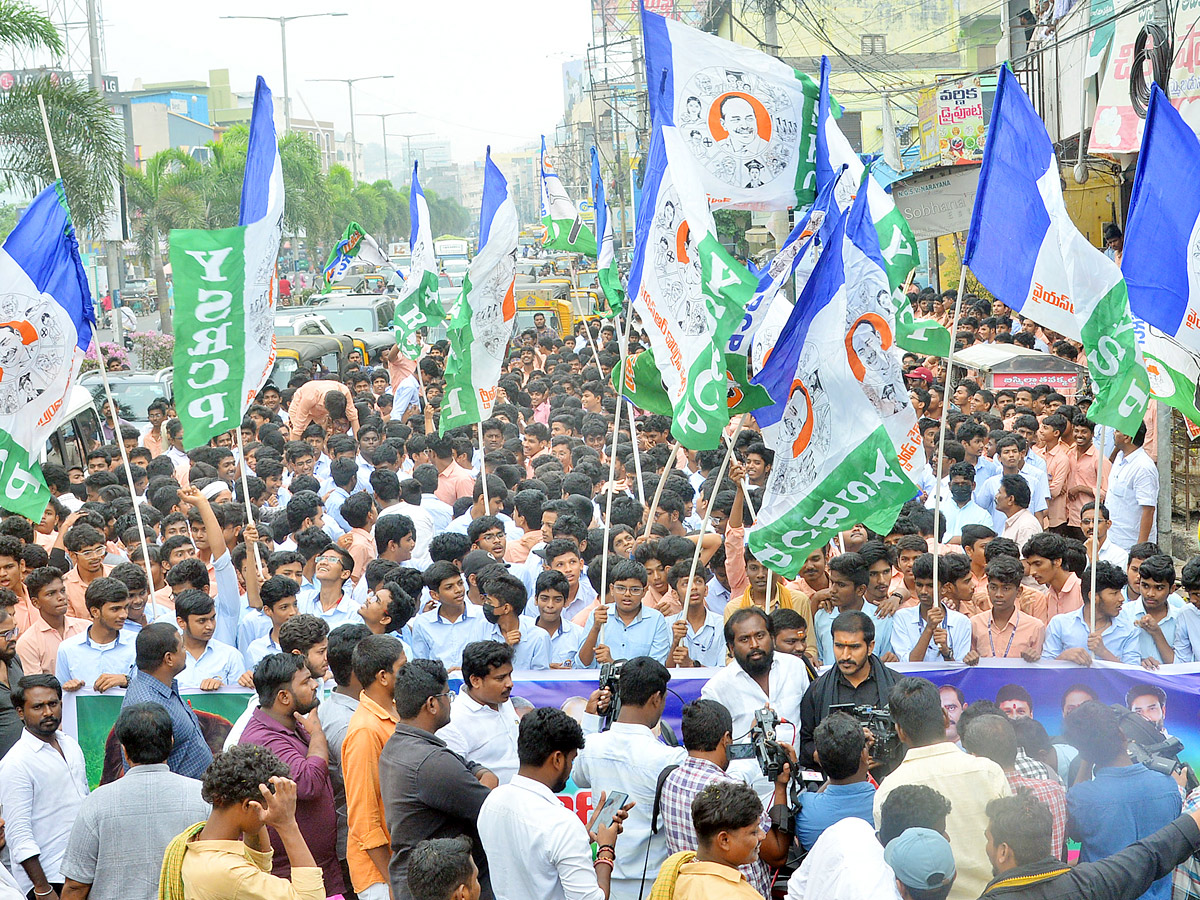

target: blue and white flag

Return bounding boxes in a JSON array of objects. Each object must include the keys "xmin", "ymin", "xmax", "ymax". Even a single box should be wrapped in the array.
[
  {"xmin": 641, "ymin": 6, "xmax": 821, "ymax": 209},
  {"xmin": 1124, "ymin": 84, "xmax": 1200, "ymax": 351},
  {"xmin": 0, "ymin": 181, "xmax": 95, "ymax": 517},
  {"xmin": 749, "ymin": 182, "xmax": 921, "ymax": 577},
  {"xmin": 393, "ymin": 162, "xmax": 444, "ymax": 353},
  {"xmin": 963, "ymin": 66, "xmax": 1149, "ymax": 435},
  {"xmin": 590, "ymin": 146, "xmax": 625, "ymax": 317},
  {"xmin": 171, "ymin": 76, "xmax": 282, "ymax": 449},
  {"xmin": 440, "ymin": 149, "xmax": 519, "ymax": 434}
]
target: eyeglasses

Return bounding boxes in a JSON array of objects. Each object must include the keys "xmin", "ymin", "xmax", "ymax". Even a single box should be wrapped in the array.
[
  {"xmin": 0, "ymin": 626, "xmax": 18, "ymax": 641},
  {"xmin": 612, "ymin": 584, "xmax": 645, "ymax": 596},
  {"xmin": 433, "ymin": 690, "xmax": 456, "ymax": 704},
  {"xmin": 315, "ymin": 555, "xmax": 343, "ymax": 565},
  {"xmin": 77, "ymin": 547, "xmax": 107, "ymax": 559}
]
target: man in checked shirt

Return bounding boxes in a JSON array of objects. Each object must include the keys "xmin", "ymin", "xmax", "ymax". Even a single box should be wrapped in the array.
[{"xmin": 659, "ymin": 699, "xmax": 794, "ymax": 898}]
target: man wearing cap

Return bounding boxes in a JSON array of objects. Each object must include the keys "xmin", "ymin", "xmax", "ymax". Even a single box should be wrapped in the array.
[{"xmin": 885, "ymin": 828, "xmax": 956, "ymax": 900}]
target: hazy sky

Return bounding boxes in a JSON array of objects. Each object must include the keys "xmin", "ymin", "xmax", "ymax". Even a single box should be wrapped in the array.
[{"xmin": 100, "ymin": 0, "xmax": 593, "ymax": 162}]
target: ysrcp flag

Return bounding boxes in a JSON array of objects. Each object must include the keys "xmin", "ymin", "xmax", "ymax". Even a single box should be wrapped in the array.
[
  {"xmin": 1123, "ymin": 85, "xmax": 1200, "ymax": 352},
  {"xmin": 815, "ymin": 57, "xmax": 920, "ymax": 294},
  {"xmin": 1139, "ymin": 320, "xmax": 1200, "ymax": 424},
  {"xmin": 394, "ymin": 162, "xmax": 445, "ymax": 351},
  {"xmin": 963, "ymin": 66, "xmax": 1150, "ymax": 435},
  {"xmin": 541, "ymin": 138, "xmax": 596, "ymax": 256},
  {"xmin": 590, "ymin": 147, "xmax": 625, "ymax": 317},
  {"xmin": 440, "ymin": 149, "xmax": 519, "ymax": 435},
  {"xmin": 642, "ymin": 7, "xmax": 821, "ymax": 209},
  {"xmin": 322, "ymin": 222, "xmax": 388, "ymax": 286},
  {"xmin": 750, "ymin": 183, "xmax": 922, "ymax": 578},
  {"xmin": 627, "ymin": 125, "xmax": 757, "ymax": 450},
  {"xmin": 0, "ymin": 181, "xmax": 92, "ymax": 519},
  {"xmin": 171, "ymin": 76, "xmax": 282, "ymax": 451}
]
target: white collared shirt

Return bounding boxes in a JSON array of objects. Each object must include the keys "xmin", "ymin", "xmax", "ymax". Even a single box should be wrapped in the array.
[
  {"xmin": 787, "ymin": 817, "xmax": 899, "ymax": 900},
  {"xmin": 437, "ymin": 689, "xmax": 521, "ymax": 784},
  {"xmin": 665, "ymin": 608, "xmax": 727, "ymax": 668},
  {"xmin": 572, "ymin": 723, "xmax": 687, "ymax": 900},
  {"xmin": 0, "ymin": 729, "xmax": 90, "ymax": 894},
  {"xmin": 1107, "ymin": 446, "xmax": 1159, "ymax": 550},
  {"xmin": 479, "ymin": 774, "xmax": 604, "ymax": 900},
  {"xmin": 409, "ymin": 602, "xmax": 481, "ymax": 669},
  {"xmin": 177, "ymin": 638, "xmax": 246, "ymax": 689}
]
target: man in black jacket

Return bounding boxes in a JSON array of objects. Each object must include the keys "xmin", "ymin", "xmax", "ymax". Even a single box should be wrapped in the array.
[
  {"xmin": 980, "ymin": 791, "xmax": 1200, "ymax": 899},
  {"xmin": 798, "ymin": 610, "xmax": 899, "ymax": 770}
]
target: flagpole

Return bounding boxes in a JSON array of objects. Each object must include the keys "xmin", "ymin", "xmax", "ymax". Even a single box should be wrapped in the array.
[
  {"xmin": 235, "ymin": 423, "xmax": 264, "ymax": 577},
  {"xmin": 643, "ymin": 457, "xmax": 676, "ymax": 540},
  {"xmin": 628, "ymin": 414, "xmax": 646, "ymax": 505},
  {"xmin": 1090, "ymin": 424, "xmax": 1103, "ymax": 635},
  {"xmin": 477, "ymin": 420, "xmax": 490, "ymax": 512},
  {"xmin": 599, "ymin": 312, "xmax": 635, "ymax": 648},
  {"xmin": 39, "ymin": 92, "xmax": 156, "ymax": 584},
  {"xmin": 682, "ymin": 413, "xmax": 748, "ymax": 618},
  {"xmin": 930, "ymin": 263, "xmax": 965, "ymax": 615}
]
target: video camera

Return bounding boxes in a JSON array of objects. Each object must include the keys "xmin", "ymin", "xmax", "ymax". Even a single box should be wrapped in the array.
[
  {"xmin": 1113, "ymin": 704, "xmax": 1198, "ymax": 792},
  {"xmin": 598, "ymin": 661, "xmax": 624, "ymax": 731},
  {"xmin": 829, "ymin": 703, "xmax": 904, "ymax": 770},
  {"xmin": 729, "ymin": 707, "xmax": 792, "ymax": 782}
]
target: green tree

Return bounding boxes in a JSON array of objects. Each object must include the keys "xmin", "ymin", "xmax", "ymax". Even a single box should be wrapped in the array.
[
  {"xmin": 124, "ymin": 150, "xmax": 206, "ymax": 332},
  {"xmin": 0, "ymin": 204, "xmax": 19, "ymax": 242},
  {"xmin": 0, "ymin": 0, "xmax": 124, "ymax": 236}
]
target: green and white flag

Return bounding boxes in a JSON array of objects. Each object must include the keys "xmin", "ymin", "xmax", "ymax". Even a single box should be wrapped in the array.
[
  {"xmin": 171, "ymin": 77, "xmax": 281, "ymax": 451},
  {"xmin": 590, "ymin": 146, "xmax": 624, "ymax": 317},
  {"xmin": 893, "ymin": 292, "xmax": 952, "ymax": 357},
  {"xmin": 440, "ymin": 149, "xmax": 519, "ymax": 435},
  {"xmin": 613, "ymin": 347, "xmax": 771, "ymax": 417},
  {"xmin": 1141, "ymin": 323, "xmax": 1200, "ymax": 424},
  {"xmin": 393, "ymin": 162, "xmax": 445, "ymax": 349},
  {"xmin": 963, "ymin": 67, "xmax": 1149, "ymax": 434},
  {"xmin": 626, "ymin": 125, "xmax": 757, "ymax": 450},
  {"xmin": 749, "ymin": 182, "xmax": 922, "ymax": 578},
  {"xmin": 540, "ymin": 137, "xmax": 596, "ymax": 256}
]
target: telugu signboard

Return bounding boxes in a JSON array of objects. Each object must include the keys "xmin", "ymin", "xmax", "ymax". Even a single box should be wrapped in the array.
[
  {"xmin": 892, "ymin": 164, "xmax": 982, "ymax": 241},
  {"xmin": 918, "ymin": 74, "xmax": 997, "ymax": 167}
]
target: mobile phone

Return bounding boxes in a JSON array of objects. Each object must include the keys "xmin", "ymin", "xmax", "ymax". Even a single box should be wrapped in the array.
[{"xmin": 595, "ymin": 791, "xmax": 628, "ymax": 828}]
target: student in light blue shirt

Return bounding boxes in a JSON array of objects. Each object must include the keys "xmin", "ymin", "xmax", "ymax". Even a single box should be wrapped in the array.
[
  {"xmin": 1043, "ymin": 561, "xmax": 1140, "ymax": 665},
  {"xmin": 577, "ymin": 558, "xmax": 671, "ymax": 667},
  {"xmin": 1122, "ymin": 553, "xmax": 1184, "ymax": 665},
  {"xmin": 890, "ymin": 553, "xmax": 972, "ymax": 662},
  {"xmin": 409, "ymin": 559, "xmax": 482, "ymax": 669},
  {"xmin": 242, "ymin": 575, "xmax": 301, "ymax": 669},
  {"xmin": 174, "ymin": 587, "xmax": 248, "ymax": 689},
  {"xmin": 56, "ymin": 576, "xmax": 137, "ymax": 692},
  {"xmin": 664, "ymin": 562, "xmax": 726, "ymax": 669},
  {"xmin": 524, "ymin": 570, "xmax": 586, "ymax": 667},
  {"xmin": 473, "ymin": 571, "xmax": 551, "ymax": 670},
  {"xmin": 812, "ymin": 550, "xmax": 892, "ymax": 666},
  {"xmin": 322, "ymin": 457, "xmax": 359, "ymax": 534}
]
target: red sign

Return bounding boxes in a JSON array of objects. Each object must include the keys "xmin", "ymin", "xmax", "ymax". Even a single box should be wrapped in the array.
[{"xmin": 990, "ymin": 371, "xmax": 1080, "ymax": 400}]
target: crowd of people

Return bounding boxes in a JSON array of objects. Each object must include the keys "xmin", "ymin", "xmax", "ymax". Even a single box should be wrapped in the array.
[{"xmin": 0, "ymin": 290, "xmax": 1197, "ymax": 900}]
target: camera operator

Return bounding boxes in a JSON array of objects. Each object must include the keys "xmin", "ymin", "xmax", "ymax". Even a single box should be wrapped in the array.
[
  {"xmin": 659, "ymin": 700, "xmax": 793, "ymax": 899},
  {"xmin": 798, "ymin": 610, "xmax": 899, "ymax": 771},
  {"xmin": 573, "ymin": 657, "xmax": 687, "ymax": 900},
  {"xmin": 700, "ymin": 608, "xmax": 810, "ymax": 800}
]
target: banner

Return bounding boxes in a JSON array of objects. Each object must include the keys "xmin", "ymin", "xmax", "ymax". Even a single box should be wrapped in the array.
[
  {"xmin": 641, "ymin": 6, "xmax": 821, "ymax": 209},
  {"xmin": 322, "ymin": 222, "xmax": 388, "ymax": 287},
  {"xmin": 63, "ymin": 662, "xmax": 1200, "ymax": 813},
  {"xmin": 170, "ymin": 76, "xmax": 280, "ymax": 450}
]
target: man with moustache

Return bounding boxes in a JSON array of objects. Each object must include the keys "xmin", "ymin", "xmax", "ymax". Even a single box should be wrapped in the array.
[{"xmin": 799, "ymin": 610, "xmax": 900, "ymax": 773}]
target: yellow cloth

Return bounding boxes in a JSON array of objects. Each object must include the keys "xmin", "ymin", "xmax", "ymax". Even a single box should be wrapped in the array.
[
  {"xmin": 174, "ymin": 833, "xmax": 326, "ymax": 900},
  {"xmin": 722, "ymin": 584, "xmax": 811, "ymax": 624},
  {"xmin": 158, "ymin": 823, "xmax": 205, "ymax": 900},
  {"xmin": 673, "ymin": 860, "xmax": 765, "ymax": 900},
  {"xmin": 649, "ymin": 851, "xmax": 696, "ymax": 900}
]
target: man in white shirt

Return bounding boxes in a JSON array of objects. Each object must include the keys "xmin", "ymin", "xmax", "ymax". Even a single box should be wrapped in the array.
[
  {"xmin": 1081, "ymin": 501, "xmax": 1129, "ymax": 570},
  {"xmin": 479, "ymin": 707, "xmax": 629, "ymax": 900},
  {"xmin": 438, "ymin": 640, "xmax": 522, "ymax": 784},
  {"xmin": 573, "ymin": 657, "xmax": 687, "ymax": 900},
  {"xmin": 890, "ymin": 554, "xmax": 972, "ymax": 662},
  {"xmin": 1107, "ymin": 423, "xmax": 1159, "ymax": 551},
  {"xmin": 0, "ymin": 674, "xmax": 90, "ymax": 898},
  {"xmin": 700, "ymin": 607, "xmax": 810, "ymax": 801}
]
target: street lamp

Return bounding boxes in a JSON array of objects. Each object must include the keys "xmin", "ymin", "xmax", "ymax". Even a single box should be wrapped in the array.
[
  {"xmin": 389, "ymin": 132, "xmax": 435, "ymax": 177},
  {"xmin": 361, "ymin": 112, "xmax": 415, "ymax": 184},
  {"xmin": 219, "ymin": 13, "xmax": 347, "ymax": 133},
  {"xmin": 309, "ymin": 75, "xmax": 395, "ymax": 186}
]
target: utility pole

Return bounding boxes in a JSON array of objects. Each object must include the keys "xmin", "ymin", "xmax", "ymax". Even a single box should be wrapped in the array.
[
  {"xmin": 362, "ymin": 112, "xmax": 415, "ymax": 184},
  {"xmin": 221, "ymin": 14, "xmax": 347, "ymax": 133},
  {"xmin": 310, "ymin": 75, "xmax": 394, "ymax": 186},
  {"xmin": 390, "ymin": 132, "xmax": 435, "ymax": 177},
  {"xmin": 86, "ymin": 0, "xmax": 124, "ymax": 344},
  {"xmin": 761, "ymin": 0, "xmax": 791, "ymax": 263}
]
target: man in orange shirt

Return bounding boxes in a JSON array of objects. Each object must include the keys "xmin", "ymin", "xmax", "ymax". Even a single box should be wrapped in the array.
[
  {"xmin": 61, "ymin": 522, "xmax": 113, "ymax": 619},
  {"xmin": 14, "ymin": 565, "xmax": 88, "ymax": 674},
  {"xmin": 1022, "ymin": 532, "xmax": 1081, "ymax": 622},
  {"xmin": 343, "ymin": 634, "xmax": 407, "ymax": 900},
  {"xmin": 431, "ymin": 436, "xmax": 475, "ymax": 506},
  {"xmin": 288, "ymin": 380, "xmax": 359, "ymax": 440},
  {"xmin": 142, "ymin": 398, "xmax": 169, "ymax": 457},
  {"xmin": 1066, "ymin": 417, "xmax": 1109, "ymax": 538},
  {"xmin": 1036, "ymin": 414, "xmax": 1071, "ymax": 535}
]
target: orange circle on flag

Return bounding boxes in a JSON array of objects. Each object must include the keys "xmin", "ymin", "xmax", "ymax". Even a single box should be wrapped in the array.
[
  {"xmin": 845, "ymin": 313, "xmax": 893, "ymax": 382},
  {"xmin": 708, "ymin": 92, "xmax": 773, "ymax": 141},
  {"xmin": 789, "ymin": 379, "xmax": 815, "ymax": 456},
  {"xmin": 676, "ymin": 223, "xmax": 691, "ymax": 265}
]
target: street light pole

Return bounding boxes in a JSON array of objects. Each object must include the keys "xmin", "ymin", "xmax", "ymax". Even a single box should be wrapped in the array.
[
  {"xmin": 389, "ymin": 131, "xmax": 435, "ymax": 177},
  {"xmin": 220, "ymin": 13, "xmax": 347, "ymax": 133},
  {"xmin": 310, "ymin": 75, "xmax": 395, "ymax": 186},
  {"xmin": 362, "ymin": 112, "xmax": 415, "ymax": 184}
]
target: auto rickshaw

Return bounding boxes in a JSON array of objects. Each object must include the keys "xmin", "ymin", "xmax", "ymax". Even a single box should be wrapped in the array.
[{"xmin": 269, "ymin": 335, "xmax": 347, "ymax": 387}]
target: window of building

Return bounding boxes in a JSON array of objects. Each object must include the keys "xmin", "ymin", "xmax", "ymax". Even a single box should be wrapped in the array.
[{"xmin": 861, "ymin": 34, "xmax": 887, "ymax": 54}]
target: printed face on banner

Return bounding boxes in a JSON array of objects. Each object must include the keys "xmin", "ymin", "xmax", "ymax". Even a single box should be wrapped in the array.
[
  {"xmin": 651, "ymin": 187, "xmax": 709, "ymax": 338},
  {"xmin": 771, "ymin": 347, "xmax": 832, "ymax": 496},
  {"xmin": 845, "ymin": 276, "xmax": 912, "ymax": 420},
  {"xmin": 474, "ymin": 252, "xmax": 518, "ymax": 362},
  {"xmin": 0, "ymin": 289, "xmax": 71, "ymax": 416},
  {"xmin": 677, "ymin": 71, "xmax": 799, "ymax": 193}
]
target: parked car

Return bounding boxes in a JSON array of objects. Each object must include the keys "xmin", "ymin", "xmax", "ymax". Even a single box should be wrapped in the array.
[
  {"xmin": 311, "ymin": 294, "xmax": 396, "ymax": 333},
  {"xmin": 77, "ymin": 368, "xmax": 173, "ymax": 437},
  {"xmin": 274, "ymin": 310, "xmax": 337, "ymax": 337}
]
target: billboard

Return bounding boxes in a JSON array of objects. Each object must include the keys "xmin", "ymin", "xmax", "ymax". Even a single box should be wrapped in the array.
[{"xmin": 919, "ymin": 74, "xmax": 997, "ymax": 167}]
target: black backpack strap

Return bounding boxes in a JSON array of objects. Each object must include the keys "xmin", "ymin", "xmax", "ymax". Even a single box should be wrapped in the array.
[{"xmin": 650, "ymin": 763, "xmax": 681, "ymax": 835}]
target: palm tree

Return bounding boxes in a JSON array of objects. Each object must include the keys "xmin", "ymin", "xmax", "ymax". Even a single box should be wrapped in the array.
[
  {"xmin": 124, "ymin": 150, "xmax": 205, "ymax": 332},
  {"xmin": 0, "ymin": 0, "xmax": 125, "ymax": 236}
]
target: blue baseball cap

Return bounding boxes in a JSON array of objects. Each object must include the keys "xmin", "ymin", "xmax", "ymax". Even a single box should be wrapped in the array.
[{"xmin": 884, "ymin": 828, "xmax": 956, "ymax": 891}]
